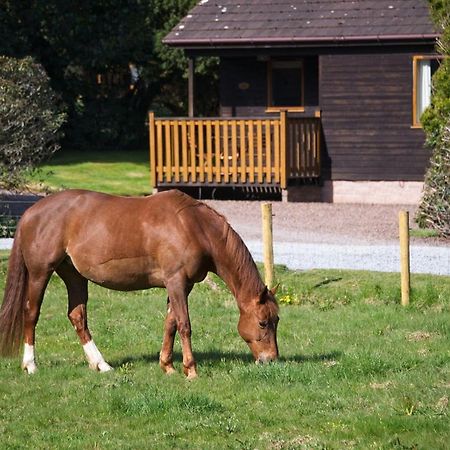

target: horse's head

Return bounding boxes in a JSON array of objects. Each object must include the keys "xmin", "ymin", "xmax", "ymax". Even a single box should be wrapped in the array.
[{"xmin": 238, "ymin": 286, "xmax": 279, "ymax": 363}]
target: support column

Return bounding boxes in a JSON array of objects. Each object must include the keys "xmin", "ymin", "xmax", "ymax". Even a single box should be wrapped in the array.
[{"xmin": 188, "ymin": 57, "xmax": 195, "ymax": 118}]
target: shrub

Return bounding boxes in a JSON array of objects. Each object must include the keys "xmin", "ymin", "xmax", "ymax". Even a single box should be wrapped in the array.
[
  {"xmin": 0, "ymin": 56, "xmax": 66, "ymax": 189},
  {"xmin": 416, "ymin": 121, "xmax": 450, "ymax": 237},
  {"xmin": 417, "ymin": 1, "xmax": 450, "ymax": 236}
]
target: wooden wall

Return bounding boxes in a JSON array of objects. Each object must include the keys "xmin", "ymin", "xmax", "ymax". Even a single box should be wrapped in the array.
[
  {"xmin": 319, "ymin": 52, "xmax": 429, "ymax": 181},
  {"xmin": 217, "ymin": 49, "xmax": 434, "ymax": 182}
]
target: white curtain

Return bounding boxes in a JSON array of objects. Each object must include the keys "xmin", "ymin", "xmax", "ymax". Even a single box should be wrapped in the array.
[{"xmin": 417, "ymin": 60, "xmax": 431, "ymax": 123}]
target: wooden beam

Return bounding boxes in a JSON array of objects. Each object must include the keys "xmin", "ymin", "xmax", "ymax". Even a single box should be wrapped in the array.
[{"xmin": 188, "ymin": 58, "xmax": 195, "ymax": 118}]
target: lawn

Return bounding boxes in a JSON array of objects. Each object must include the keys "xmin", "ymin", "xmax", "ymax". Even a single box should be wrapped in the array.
[
  {"xmin": 28, "ymin": 149, "xmax": 151, "ymax": 196},
  {"xmin": 0, "ymin": 250, "xmax": 449, "ymax": 449}
]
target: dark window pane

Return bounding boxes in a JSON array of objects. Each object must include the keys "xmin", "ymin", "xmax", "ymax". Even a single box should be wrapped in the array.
[{"xmin": 272, "ymin": 67, "xmax": 302, "ymax": 106}]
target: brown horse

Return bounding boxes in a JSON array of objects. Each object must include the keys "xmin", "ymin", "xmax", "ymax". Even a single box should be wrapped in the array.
[{"xmin": 0, "ymin": 189, "xmax": 279, "ymax": 377}]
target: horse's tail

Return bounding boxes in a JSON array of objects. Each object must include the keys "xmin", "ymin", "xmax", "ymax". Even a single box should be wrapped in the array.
[{"xmin": 0, "ymin": 229, "xmax": 27, "ymax": 356}]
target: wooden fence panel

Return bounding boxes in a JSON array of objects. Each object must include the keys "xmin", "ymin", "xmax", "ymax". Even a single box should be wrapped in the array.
[{"xmin": 148, "ymin": 114, "xmax": 321, "ymax": 189}]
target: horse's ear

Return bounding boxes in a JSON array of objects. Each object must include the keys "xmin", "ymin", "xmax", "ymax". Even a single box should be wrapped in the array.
[
  {"xmin": 258, "ymin": 286, "xmax": 269, "ymax": 304},
  {"xmin": 270, "ymin": 283, "xmax": 280, "ymax": 296}
]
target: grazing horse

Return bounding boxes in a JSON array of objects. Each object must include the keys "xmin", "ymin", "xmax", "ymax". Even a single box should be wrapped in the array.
[{"xmin": 0, "ymin": 189, "xmax": 279, "ymax": 377}]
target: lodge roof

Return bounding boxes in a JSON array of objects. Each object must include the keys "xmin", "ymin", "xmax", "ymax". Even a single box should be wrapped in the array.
[{"xmin": 164, "ymin": 0, "xmax": 439, "ymax": 48}]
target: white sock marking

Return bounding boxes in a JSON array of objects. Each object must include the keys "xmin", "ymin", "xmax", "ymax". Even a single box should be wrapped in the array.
[
  {"xmin": 83, "ymin": 340, "xmax": 113, "ymax": 372},
  {"xmin": 22, "ymin": 343, "xmax": 37, "ymax": 374}
]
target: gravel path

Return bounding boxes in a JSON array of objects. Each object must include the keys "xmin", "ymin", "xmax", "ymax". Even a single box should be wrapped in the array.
[
  {"xmin": 1, "ymin": 201, "xmax": 449, "ymax": 275},
  {"xmin": 204, "ymin": 201, "xmax": 450, "ymax": 276}
]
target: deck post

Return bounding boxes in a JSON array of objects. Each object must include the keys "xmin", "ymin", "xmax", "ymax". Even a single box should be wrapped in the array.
[
  {"xmin": 188, "ymin": 57, "xmax": 195, "ymax": 118},
  {"xmin": 148, "ymin": 111, "xmax": 157, "ymax": 193},
  {"xmin": 280, "ymin": 111, "xmax": 288, "ymax": 200}
]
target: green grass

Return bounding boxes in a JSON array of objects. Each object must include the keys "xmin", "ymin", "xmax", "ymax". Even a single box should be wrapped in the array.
[
  {"xmin": 0, "ymin": 253, "xmax": 449, "ymax": 449},
  {"xmin": 410, "ymin": 228, "xmax": 441, "ymax": 239},
  {"xmin": 28, "ymin": 149, "xmax": 151, "ymax": 196}
]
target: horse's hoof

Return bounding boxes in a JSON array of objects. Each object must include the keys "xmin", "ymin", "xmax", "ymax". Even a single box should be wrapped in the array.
[
  {"xmin": 22, "ymin": 363, "xmax": 37, "ymax": 374},
  {"xmin": 184, "ymin": 365, "xmax": 198, "ymax": 379},
  {"xmin": 186, "ymin": 371, "xmax": 198, "ymax": 380},
  {"xmin": 89, "ymin": 361, "xmax": 113, "ymax": 372},
  {"xmin": 164, "ymin": 367, "xmax": 176, "ymax": 375},
  {"xmin": 98, "ymin": 361, "xmax": 113, "ymax": 372}
]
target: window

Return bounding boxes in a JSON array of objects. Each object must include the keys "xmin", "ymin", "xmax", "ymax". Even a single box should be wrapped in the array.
[
  {"xmin": 267, "ymin": 60, "xmax": 304, "ymax": 112},
  {"xmin": 412, "ymin": 56, "xmax": 441, "ymax": 127}
]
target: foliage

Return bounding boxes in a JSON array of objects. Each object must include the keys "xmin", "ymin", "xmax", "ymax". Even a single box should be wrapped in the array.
[
  {"xmin": 417, "ymin": 122, "xmax": 450, "ymax": 236},
  {"xmin": 0, "ymin": 259, "xmax": 449, "ymax": 448},
  {"xmin": 0, "ymin": 1, "xmax": 219, "ymax": 150},
  {"xmin": 152, "ymin": 0, "xmax": 219, "ymax": 116},
  {"xmin": 418, "ymin": 1, "xmax": 450, "ymax": 236},
  {"xmin": 0, "ymin": 56, "xmax": 66, "ymax": 189}
]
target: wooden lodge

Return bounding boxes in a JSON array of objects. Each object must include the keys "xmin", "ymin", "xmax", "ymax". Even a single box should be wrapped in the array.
[{"xmin": 151, "ymin": 0, "xmax": 441, "ymax": 203}]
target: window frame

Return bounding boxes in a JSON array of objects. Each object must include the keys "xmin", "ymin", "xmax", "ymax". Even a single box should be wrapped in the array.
[
  {"xmin": 412, "ymin": 55, "xmax": 442, "ymax": 128},
  {"xmin": 266, "ymin": 59, "xmax": 305, "ymax": 113}
]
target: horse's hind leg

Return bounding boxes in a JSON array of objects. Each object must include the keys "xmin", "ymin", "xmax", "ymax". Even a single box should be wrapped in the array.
[
  {"xmin": 159, "ymin": 297, "xmax": 177, "ymax": 375},
  {"xmin": 56, "ymin": 261, "xmax": 112, "ymax": 372},
  {"xmin": 22, "ymin": 272, "xmax": 52, "ymax": 374}
]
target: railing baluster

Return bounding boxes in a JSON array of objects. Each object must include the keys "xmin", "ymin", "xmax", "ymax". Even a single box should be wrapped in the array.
[
  {"xmin": 231, "ymin": 121, "xmax": 238, "ymax": 183},
  {"xmin": 214, "ymin": 120, "xmax": 221, "ymax": 183},
  {"xmin": 223, "ymin": 121, "xmax": 229, "ymax": 183},
  {"xmin": 181, "ymin": 121, "xmax": 188, "ymax": 182},
  {"xmin": 173, "ymin": 120, "xmax": 180, "ymax": 182},
  {"xmin": 248, "ymin": 120, "xmax": 255, "ymax": 183},
  {"xmin": 205, "ymin": 120, "xmax": 212, "ymax": 183},
  {"xmin": 257, "ymin": 120, "xmax": 263, "ymax": 183},
  {"xmin": 265, "ymin": 120, "xmax": 272, "ymax": 183},
  {"xmin": 274, "ymin": 119, "xmax": 280, "ymax": 184},
  {"xmin": 191, "ymin": 120, "xmax": 197, "ymax": 182},
  {"xmin": 198, "ymin": 121, "xmax": 204, "ymax": 182},
  {"xmin": 240, "ymin": 120, "xmax": 246, "ymax": 183}
]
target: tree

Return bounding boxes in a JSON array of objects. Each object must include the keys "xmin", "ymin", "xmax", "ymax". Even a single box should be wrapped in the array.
[
  {"xmin": 417, "ymin": 1, "xmax": 450, "ymax": 236},
  {"xmin": 0, "ymin": 1, "xmax": 219, "ymax": 150},
  {"xmin": 0, "ymin": 56, "xmax": 67, "ymax": 189}
]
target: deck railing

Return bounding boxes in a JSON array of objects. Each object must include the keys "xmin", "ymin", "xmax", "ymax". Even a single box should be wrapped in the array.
[{"xmin": 149, "ymin": 111, "xmax": 320, "ymax": 189}]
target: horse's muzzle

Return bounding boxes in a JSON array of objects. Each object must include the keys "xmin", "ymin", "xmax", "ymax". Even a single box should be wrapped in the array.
[{"xmin": 255, "ymin": 352, "xmax": 278, "ymax": 364}]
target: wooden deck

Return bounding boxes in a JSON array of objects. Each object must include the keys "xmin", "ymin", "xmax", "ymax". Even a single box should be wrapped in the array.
[{"xmin": 149, "ymin": 111, "xmax": 321, "ymax": 190}]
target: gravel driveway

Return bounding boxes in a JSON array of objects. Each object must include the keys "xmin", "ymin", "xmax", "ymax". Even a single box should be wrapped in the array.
[{"xmin": 205, "ymin": 201, "xmax": 450, "ymax": 276}]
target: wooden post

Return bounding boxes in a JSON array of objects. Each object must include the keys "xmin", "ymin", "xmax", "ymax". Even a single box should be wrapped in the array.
[
  {"xmin": 148, "ymin": 111, "xmax": 157, "ymax": 192},
  {"xmin": 399, "ymin": 210, "xmax": 410, "ymax": 306},
  {"xmin": 188, "ymin": 58, "xmax": 195, "ymax": 118},
  {"xmin": 261, "ymin": 203, "xmax": 274, "ymax": 288},
  {"xmin": 280, "ymin": 111, "xmax": 288, "ymax": 189}
]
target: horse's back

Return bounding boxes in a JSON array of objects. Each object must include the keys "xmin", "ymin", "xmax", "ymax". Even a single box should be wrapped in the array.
[{"xmin": 17, "ymin": 189, "xmax": 214, "ymax": 289}]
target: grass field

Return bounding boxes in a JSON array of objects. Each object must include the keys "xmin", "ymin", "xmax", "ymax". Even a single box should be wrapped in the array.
[
  {"xmin": 0, "ymin": 250, "xmax": 448, "ymax": 449},
  {"xmin": 28, "ymin": 149, "xmax": 151, "ymax": 196}
]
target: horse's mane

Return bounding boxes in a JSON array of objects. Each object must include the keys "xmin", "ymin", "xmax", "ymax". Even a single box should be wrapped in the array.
[
  {"xmin": 199, "ymin": 199, "xmax": 266, "ymax": 297},
  {"xmin": 169, "ymin": 190, "xmax": 267, "ymax": 296}
]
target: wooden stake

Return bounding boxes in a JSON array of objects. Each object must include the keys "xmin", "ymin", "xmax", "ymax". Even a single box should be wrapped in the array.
[
  {"xmin": 399, "ymin": 210, "xmax": 410, "ymax": 306},
  {"xmin": 261, "ymin": 203, "xmax": 274, "ymax": 288}
]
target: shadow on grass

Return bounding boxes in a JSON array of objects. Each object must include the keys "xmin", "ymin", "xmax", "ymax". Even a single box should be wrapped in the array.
[{"xmin": 110, "ymin": 350, "xmax": 342, "ymax": 367}]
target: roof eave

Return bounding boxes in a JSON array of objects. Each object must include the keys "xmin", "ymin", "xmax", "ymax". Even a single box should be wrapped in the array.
[{"xmin": 163, "ymin": 33, "xmax": 440, "ymax": 48}]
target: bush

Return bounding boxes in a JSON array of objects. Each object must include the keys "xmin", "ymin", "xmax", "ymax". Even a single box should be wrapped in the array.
[
  {"xmin": 0, "ymin": 56, "xmax": 66, "ymax": 189},
  {"xmin": 417, "ymin": 1, "xmax": 450, "ymax": 236},
  {"xmin": 417, "ymin": 121, "xmax": 450, "ymax": 237}
]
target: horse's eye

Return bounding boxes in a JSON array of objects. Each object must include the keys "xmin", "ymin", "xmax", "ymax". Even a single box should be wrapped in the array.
[{"xmin": 259, "ymin": 320, "xmax": 268, "ymax": 329}]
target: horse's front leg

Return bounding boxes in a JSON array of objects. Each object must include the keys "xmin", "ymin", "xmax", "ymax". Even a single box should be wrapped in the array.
[
  {"xmin": 164, "ymin": 279, "xmax": 197, "ymax": 379},
  {"xmin": 57, "ymin": 262, "xmax": 112, "ymax": 372}
]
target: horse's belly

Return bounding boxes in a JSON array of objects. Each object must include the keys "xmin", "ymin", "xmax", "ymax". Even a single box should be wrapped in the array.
[{"xmin": 73, "ymin": 255, "xmax": 165, "ymax": 291}]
